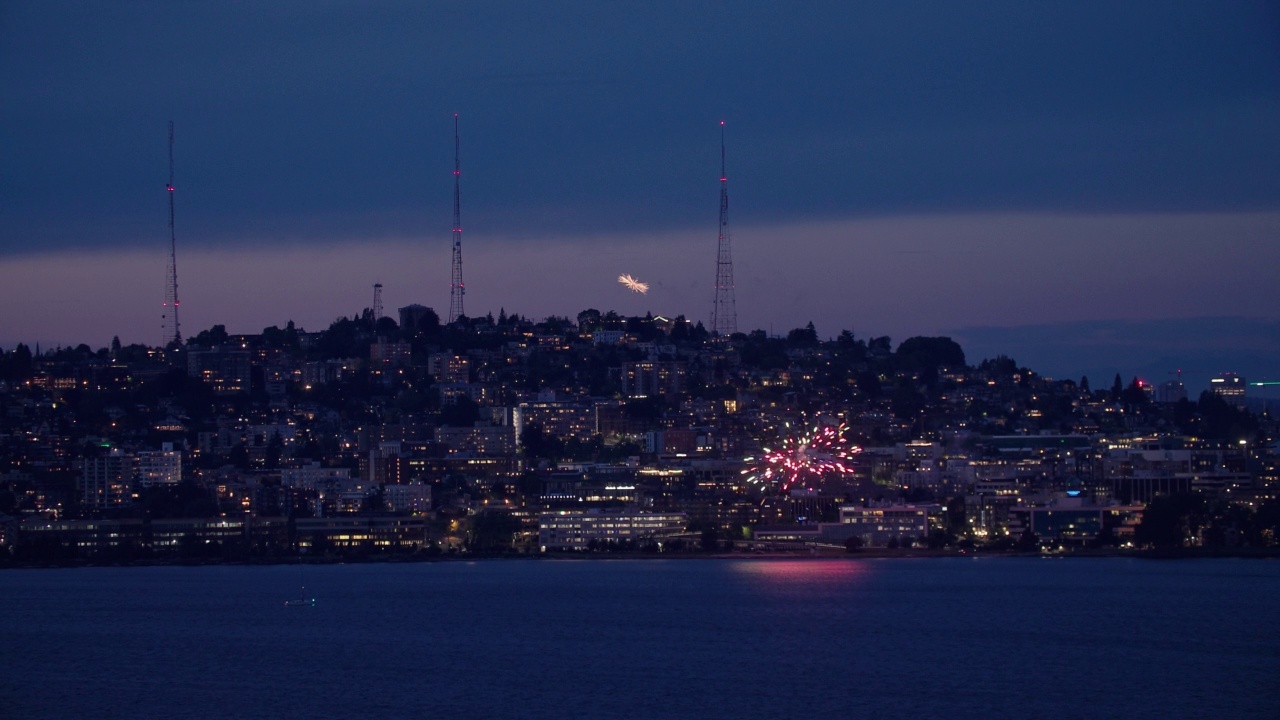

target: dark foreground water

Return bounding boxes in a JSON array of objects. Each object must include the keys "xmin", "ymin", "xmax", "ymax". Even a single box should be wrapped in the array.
[{"xmin": 2, "ymin": 557, "xmax": 1278, "ymax": 719}]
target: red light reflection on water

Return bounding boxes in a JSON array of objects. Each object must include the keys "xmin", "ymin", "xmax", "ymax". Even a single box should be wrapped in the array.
[{"xmin": 730, "ymin": 559, "xmax": 870, "ymax": 588}]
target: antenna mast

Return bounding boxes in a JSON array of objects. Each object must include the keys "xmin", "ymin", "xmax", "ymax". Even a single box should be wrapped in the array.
[
  {"xmin": 163, "ymin": 121, "xmax": 182, "ymax": 347},
  {"xmin": 448, "ymin": 114, "xmax": 465, "ymax": 323},
  {"xmin": 711, "ymin": 121, "xmax": 737, "ymax": 336}
]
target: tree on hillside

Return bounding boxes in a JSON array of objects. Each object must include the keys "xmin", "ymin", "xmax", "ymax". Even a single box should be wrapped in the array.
[
  {"xmin": 1196, "ymin": 391, "xmax": 1258, "ymax": 441},
  {"xmin": 786, "ymin": 322, "xmax": 818, "ymax": 347},
  {"xmin": 979, "ymin": 355, "xmax": 1018, "ymax": 378},
  {"xmin": 867, "ymin": 336, "xmax": 892, "ymax": 357},
  {"xmin": 374, "ymin": 316, "xmax": 398, "ymax": 337},
  {"xmin": 1121, "ymin": 378, "xmax": 1151, "ymax": 410},
  {"xmin": 261, "ymin": 321, "xmax": 301, "ymax": 351},
  {"xmin": 189, "ymin": 325, "xmax": 229, "ymax": 348},
  {"xmin": 0, "ymin": 344, "xmax": 34, "ymax": 381},
  {"xmin": 895, "ymin": 336, "xmax": 965, "ymax": 370},
  {"xmin": 1135, "ymin": 493, "xmax": 1208, "ymax": 549},
  {"xmin": 439, "ymin": 396, "xmax": 481, "ymax": 427}
]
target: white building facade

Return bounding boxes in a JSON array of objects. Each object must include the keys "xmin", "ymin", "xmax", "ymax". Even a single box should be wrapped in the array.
[{"xmin": 538, "ymin": 508, "xmax": 686, "ymax": 551}]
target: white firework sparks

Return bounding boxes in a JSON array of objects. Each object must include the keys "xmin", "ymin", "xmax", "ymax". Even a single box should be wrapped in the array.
[{"xmin": 618, "ymin": 274, "xmax": 649, "ymax": 294}]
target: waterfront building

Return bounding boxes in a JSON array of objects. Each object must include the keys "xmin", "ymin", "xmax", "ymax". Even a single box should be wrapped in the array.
[
  {"xmin": 18, "ymin": 517, "xmax": 290, "ymax": 555},
  {"xmin": 538, "ymin": 508, "xmax": 687, "ymax": 551},
  {"xmin": 751, "ymin": 504, "xmax": 935, "ymax": 548},
  {"xmin": 836, "ymin": 504, "xmax": 932, "ymax": 547},
  {"xmin": 1007, "ymin": 501, "xmax": 1144, "ymax": 545},
  {"xmin": 295, "ymin": 516, "xmax": 428, "ymax": 551}
]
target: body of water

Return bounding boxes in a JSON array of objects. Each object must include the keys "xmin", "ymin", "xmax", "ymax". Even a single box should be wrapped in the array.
[{"xmin": 2, "ymin": 557, "xmax": 1278, "ymax": 719}]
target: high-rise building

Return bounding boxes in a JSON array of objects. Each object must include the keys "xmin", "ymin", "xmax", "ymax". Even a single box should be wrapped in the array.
[
  {"xmin": 363, "ymin": 441, "xmax": 406, "ymax": 486},
  {"xmin": 1157, "ymin": 379, "xmax": 1187, "ymax": 404},
  {"xmin": 187, "ymin": 348, "xmax": 251, "ymax": 395},
  {"xmin": 371, "ymin": 338, "xmax": 411, "ymax": 367},
  {"xmin": 428, "ymin": 353, "xmax": 471, "ymax": 384},
  {"xmin": 435, "ymin": 425, "xmax": 515, "ymax": 457},
  {"xmin": 622, "ymin": 360, "xmax": 687, "ymax": 398},
  {"xmin": 398, "ymin": 304, "xmax": 437, "ymax": 334},
  {"xmin": 1210, "ymin": 373, "xmax": 1247, "ymax": 407},
  {"xmin": 81, "ymin": 450, "xmax": 135, "ymax": 509},
  {"xmin": 137, "ymin": 443, "xmax": 182, "ymax": 487},
  {"xmin": 514, "ymin": 401, "xmax": 597, "ymax": 446}
]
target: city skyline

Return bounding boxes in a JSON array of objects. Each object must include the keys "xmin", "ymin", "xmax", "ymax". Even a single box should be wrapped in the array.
[{"xmin": 2, "ymin": 2, "xmax": 1279, "ymax": 392}]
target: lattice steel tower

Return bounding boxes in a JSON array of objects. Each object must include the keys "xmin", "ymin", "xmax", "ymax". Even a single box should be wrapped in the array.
[
  {"xmin": 162, "ymin": 120, "xmax": 182, "ymax": 347},
  {"xmin": 448, "ymin": 114, "xmax": 465, "ymax": 323},
  {"xmin": 711, "ymin": 121, "xmax": 737, "ymax": 336}
]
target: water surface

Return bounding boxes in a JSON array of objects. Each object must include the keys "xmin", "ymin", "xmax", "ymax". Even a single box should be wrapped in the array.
[{"xmin": 2, "ymin": 557, "xmax": 1277, "ymax": 719}]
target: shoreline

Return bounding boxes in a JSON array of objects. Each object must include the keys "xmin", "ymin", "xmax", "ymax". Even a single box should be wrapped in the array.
[{"xmin": 4, "ymin": 545, "xmax": 1277, "ymax": 570}]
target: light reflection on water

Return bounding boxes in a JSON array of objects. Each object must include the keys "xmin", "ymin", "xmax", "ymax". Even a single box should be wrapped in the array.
[{"xmin": 727, "ymin": 558, "xmax": 871, "ymax": 588}]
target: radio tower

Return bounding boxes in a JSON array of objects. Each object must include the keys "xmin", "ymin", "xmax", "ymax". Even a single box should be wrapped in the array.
[
  {"xmin": 448, "ymin": 114, "xmax": 465, "ymax": 324},
  {"xmin": 162, "ymin": 120, "xmax": 182, "ymax": 347},
  {"xmin": 711, "ymin": 120, "xmax": 737, "ymax": 336},
  {"xmin": 372, "ymin": 283, "xmax": 383, "ymax": 323}
]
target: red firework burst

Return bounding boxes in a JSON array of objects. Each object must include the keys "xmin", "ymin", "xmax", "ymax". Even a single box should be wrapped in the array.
[{"xmin": 742, "ymin": 419, "xmax": 861, "ymax": 492}]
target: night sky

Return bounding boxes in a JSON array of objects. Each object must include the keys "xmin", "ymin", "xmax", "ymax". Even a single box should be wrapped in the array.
[{"xmin": 2, "ymin": 2, "xmax": 1278, "ymax": 393}]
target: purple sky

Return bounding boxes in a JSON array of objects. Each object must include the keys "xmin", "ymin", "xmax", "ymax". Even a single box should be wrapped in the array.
[{"xmin": 2, "ymin": 2, "xmax": 1279, "ymax": 393}]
